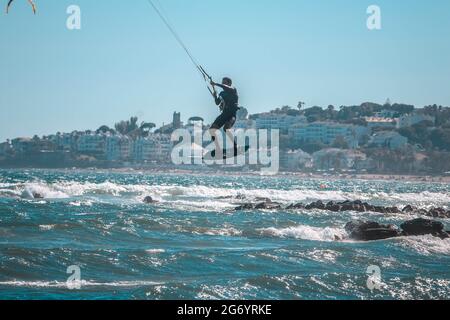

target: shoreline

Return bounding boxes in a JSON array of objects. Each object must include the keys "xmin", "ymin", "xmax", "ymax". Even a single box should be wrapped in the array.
[{"xmin": 2, "ymin": 166, "xmax": 449, "ymax": 183}]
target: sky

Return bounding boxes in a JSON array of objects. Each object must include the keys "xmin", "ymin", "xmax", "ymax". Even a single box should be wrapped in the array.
[{"xmin": 1, "ymin": 0, "xmax": 449, "ymax": 141}]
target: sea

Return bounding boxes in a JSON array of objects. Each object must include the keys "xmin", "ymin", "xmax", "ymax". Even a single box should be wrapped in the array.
[{"xmin": 0, "ymin": 168, "xmax": 449, "ymax": 300}]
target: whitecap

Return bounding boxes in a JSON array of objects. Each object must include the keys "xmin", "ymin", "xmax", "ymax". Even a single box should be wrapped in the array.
[
  {"xmin": 259, "ymin": 224, "xmax": 347, "ymax": 242},
  {"xmin": 145, "ymin": 249, "xmax": 166, "ymax": 254},
  {"xmin": 397, "ymin": 235, "xmax": 450, "ymax": 256},
  {"xmin": 39, "ymin": 225, "xmax": 56, "ymax": 231}
]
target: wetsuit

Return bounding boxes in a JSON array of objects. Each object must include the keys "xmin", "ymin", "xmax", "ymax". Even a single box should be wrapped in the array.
[{"xmin": 210, "ymin": 86, "xmax": 239, "ymax": 130}]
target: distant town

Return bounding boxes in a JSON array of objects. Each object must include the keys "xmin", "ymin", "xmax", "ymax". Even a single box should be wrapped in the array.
[{"xmin": 1, "ymin": 101, "xmax": 450, "ymax": 175}]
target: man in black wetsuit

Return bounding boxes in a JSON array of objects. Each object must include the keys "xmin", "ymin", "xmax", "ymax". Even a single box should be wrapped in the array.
[{"xmin": 209, "ymin": 77, "xmax": 239, "ymax": 158}]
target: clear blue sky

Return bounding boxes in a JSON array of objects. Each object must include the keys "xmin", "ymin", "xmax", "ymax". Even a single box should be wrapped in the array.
[{"xmin": 1, "ymin": 0, "xmax": 449, "ymax": 141}]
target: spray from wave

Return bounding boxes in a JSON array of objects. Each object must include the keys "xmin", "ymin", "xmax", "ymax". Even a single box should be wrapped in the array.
[
  {"xmin": 0, "ymin": 180, "xmax": 448, "ymax": 207},
  {"xmin": 258, "ymin": 225, "xmax": 347, "ymax": 242}
]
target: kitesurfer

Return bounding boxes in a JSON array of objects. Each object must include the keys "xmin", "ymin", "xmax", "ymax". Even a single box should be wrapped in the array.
[
  {"xmin": 209, "ymin": 77, "xmax": 240, "ymax": 158},
  {"xmin": 6, "ymin": 0, "xmax": 36, "ymax": 14}
]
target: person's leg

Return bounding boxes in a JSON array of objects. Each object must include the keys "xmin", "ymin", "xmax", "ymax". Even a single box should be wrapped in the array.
[
  {"xmin": 209, "ymin": 113, "xmax": 227, "ymax": 158},
  {"xmin": 224, "ymin": 116, "xmax": 237, "ymax": 155},
  {"xmin": 209, "ymin": 127, "xmax": 222, "ymax": 157}
]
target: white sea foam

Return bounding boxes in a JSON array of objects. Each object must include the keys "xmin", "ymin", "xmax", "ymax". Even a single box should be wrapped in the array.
[
  {"xmin": 369, "ymin": 191, "xmax": 450, "ymax": 206},
  {"xmin": 201, "ymin": 227, "xmax": 242, "ymax": 237},
  {"xmin": 69, "ymin": 200, "xmax": 94, "ymax": 207},
  {"xmin": 259, "ymin": 225, "xmax": 347, "ymax": 242},
  {"xmin": 145, "ymin": 249, "xmax": 166, "ymax": 254},
  {"xmin": 1, "ymin": 180, "xmax": 449, "ymax": 210},
  {"xmin": 397, "ymin": 235, "xmax": 450, "ymax": 256},
  {"xmin": 21, "ymin": 182, "xmax": 70, "ymax": 199},
  {"xmin": 39, "ymin": 225, "xmax": 56, "ymax": 231}
]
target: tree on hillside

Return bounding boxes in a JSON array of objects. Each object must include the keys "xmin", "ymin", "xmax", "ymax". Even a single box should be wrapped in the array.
[
  {"xmin": 96, "ymin": 125, "xmax": 115, "ymax": 135},
  {"xmin": 332, "ymin": 136, "xmax": 349, "ymax": 149},
  {"xmin": 429, "ymin": 128, "xmax": 450, "ymax": 151},
  {"xmin": 114, "ymin": 117, "xmax": 139, "ymax": 135},
  {"xmin": 139, "ymin": 122, "xmax": 156, "ymax": 137}
]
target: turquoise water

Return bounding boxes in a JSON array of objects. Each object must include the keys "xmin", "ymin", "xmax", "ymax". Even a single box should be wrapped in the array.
[{"xmin": 0, "ymin": 169, "xmax": 449, "ymax": 300}]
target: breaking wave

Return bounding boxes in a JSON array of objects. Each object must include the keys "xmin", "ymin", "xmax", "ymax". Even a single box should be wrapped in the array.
[
  {"xmin": 0, "ymin": 181, "xmax": 449, "ymax": 209},
  {"xmin": 258, "ymin": 225, "xmax": 347, "ymax": 242},
  {"xmin": 397, "ymin": 235, "xmax": 450, "ymax": 256}
]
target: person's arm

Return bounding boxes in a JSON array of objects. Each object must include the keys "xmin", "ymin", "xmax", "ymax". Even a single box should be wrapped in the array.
[
  {"xmin": 214, "ymin": 93, "xmax": 222, "ymax": 107},
  {"xmin": 212, "ymin": 82, "xmax": 233, "ymax": 91},
  {"xmin": 208, "ymin": 80, "xmax": 222, "ymax": 106}
]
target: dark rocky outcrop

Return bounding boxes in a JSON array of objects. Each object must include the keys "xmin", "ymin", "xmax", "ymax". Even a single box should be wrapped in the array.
[
  {"xmin": 305, "ymin": 200, "xmax": 326, "ymax": 210},
  {"xmin": 234, "ymin": 198, "xmax": 450, "ymax": 219},
  {"xmin": 402, "ymin": 205, "xmax": 416, "ymax": 213},
  {"xmin": 344, "ymin": 218, "xmax": 450, "ymax": 241},
  {"xmin": 233, "ymin": 198, "xmax": 449, "ymax": 241},
  {"xmin": 287, "ymin": 200, "xmax": 404, "ymax": 214},
  {"xmin": 234, "ymin": 203, "xmax": 256, "ymax": 211},
  {"xmin": 32, "ymin": 192, "xmax": 44, "ymax": 199},
  {"xmin": 345, "ymin": 220, "xmax": 401, "ymax": 241},
  {"xmin": 236, "ymin": 198, "xmax": 450, "ymax": 219},
  {"xmin": 427, "ymin": 208, "xmax": 450, "ymax": 219},
  {"xmin": 286, "ymin": 203, "xmax": 305, "ymax": 210},
  {"xmin": 235, "ymin": 199, "xmax": 281, "ymax": 211},
  {"xmin": 400, "ymin": 218, "xmax": 449, "ymax": 239},
  {"xmin": 143, "ymin": 196, "xmax": 158, "ymax": 204}
]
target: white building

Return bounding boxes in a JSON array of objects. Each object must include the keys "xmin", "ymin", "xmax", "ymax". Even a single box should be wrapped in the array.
[
  {"xmin": 374, "ymin": 110, "xmax": 398, "ymax": 118},
  {"xmin": 77, "ymin": 134, "xmax": 106, "ymax": 156},
  {"xmin": 289, "ymin": 122, "xmax": 368, "ymax": 149},
  {"xmin": 397, "ymin": 113, "xmax": 435, "ymax": 128},
  {"xmin": 255, "ymin": 114, "xmax": 307, "ymax": 134},
  {"xmin": 365, "ymin": 117, "xmax": 397, "ymax": 129},
  {"xmin": 234, "ymin": 119, "xmax": 256, "ymax": 130},
  {"xmin": 369, "ymin": 131, "xmax": 408, "ymax": 150},
  {"xmin": 132, "ymin": 134, "xmax": 172, "ymax": 163},
  {"xmin": 49, "ymin": 133, "xmax": 78, "ymax": 151},
  {"xmin": 106, "ymin": 135, "xmax": 132, "ymax": 161}
]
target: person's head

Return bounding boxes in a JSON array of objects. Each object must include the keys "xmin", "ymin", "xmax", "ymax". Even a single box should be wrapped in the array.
[{"xmin": 222, "ymin": 77, "xmax": 232, "ymax": 86}]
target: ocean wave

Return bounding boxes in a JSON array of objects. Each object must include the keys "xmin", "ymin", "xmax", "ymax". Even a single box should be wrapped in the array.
[
  {"xmin": 20, "ymin": 182, "xmax": 70, "ymax": 199},
  {"xmin": 0, "ymin": 180, "xmax": 448, "ymax": 210},
  {"xmin": 197, "ymin": 227, "xmax": 242, "ymax": 237},
  {"xmin": 369, "ymin": 191, "xmax": 450, "ymax": 206},
  {"xmin": 397, "ymin": 235, "xmax": 450, "ymax": 256},
  {"xmin": 258, "ymin": 225, "xmax": 347, "ymax": 242},
  {"xmin": 0, "ymin": 280, "xmax": 162, "ymax": 289},
  {"xmin": 39, "ymin": 224, "xmax": 56, "ymax": 231},
  {"xmin": 145, "ymin": 249, "xmax": 166, "ymax": 254}
]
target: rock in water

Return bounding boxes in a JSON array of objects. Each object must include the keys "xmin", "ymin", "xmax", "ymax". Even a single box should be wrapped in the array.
[
  {"xmin": 254, "ymin": 201, "xmax": 281, "ymax": 210},
  {"xmin": 305, "ymin": 200, "xmax": 325, "ymax": 210},
  {"xmin": 286, "ymin": 203, "xmax": 305, "ymax": 210},
  {"xmin": 426, "ymin": 208, "xmax": 450, "ymax": 218},
  {"xmin": 32, "ymin": 192, "xmax": 44, "ymax": 199},
  {"xmin": 345, "ymin": 220, "xmax": 401, "ymax": 241},
  {"xmin": 143, "ymin": 196, "xmax": 158, "ymax": 204},
  {"xmin": 402, "ymin": 205, "xmax": 416, "ymax": 213},
  {"xmin": 235, "ymin": 199, "xmax": 281, "ymax": 211},
  {"xmin": 234, "ymin": 203, "xmax": 255, "ymax": 211},
  {"xmin": 400, "ymin": 218, "xmax": 449, "ymax": 239}
]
